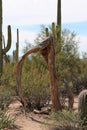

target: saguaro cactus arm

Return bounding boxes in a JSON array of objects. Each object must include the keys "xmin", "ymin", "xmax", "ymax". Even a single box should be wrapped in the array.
[
  {"xmin": 3, "ymin": 25, "xmax": 12, "ymax": 54},
  {"xmin": 45, "ymin": 28, "xmax": 49, "ymax": 37}
]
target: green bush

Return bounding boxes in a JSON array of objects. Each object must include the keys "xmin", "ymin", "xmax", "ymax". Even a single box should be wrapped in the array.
[
  {"xmin": 49, "ymin": 110, "xmax": 78, "ymax": 129},
  {"xmin": 48, "ymin": 109, "xmax": 87, "ymax": 130},
  {"xmin": 21, "ymin": 57, "xmax": 50, "ymax": 109},
  {"xmin": 0, "ymin": 86, "xmax": 15, "ymax": 110}
]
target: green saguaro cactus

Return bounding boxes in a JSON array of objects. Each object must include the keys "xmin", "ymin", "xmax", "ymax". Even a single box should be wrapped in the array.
[
  {"xmin": 56, "ymin": 0, "xmax": 61, "ymax": 53},
  {"xmin": 57, "ymin": 0, "xmax": 61, "ymax": 38},
  {"xmin": 45, "ymin": 23, "xmax": 56, "ymax": 38},
  {"xmin": 45, "ymin": 27, "xmax": 49, "ymax": 37},
  {"xmin": 13, "ymin": 29, "xmax": 19, "ymax": 63},
  {"xmin": 3, "ymin": 25, "xmax": 11, "ymax": 54},
  {"xmin": 15, "ymin": 29, "xmax": 19, "ymax": 62},
  {"xmin": 0, "ymin": 26, "xmax": 11, "ymax": 76},
  {"xmin": 52, "ymin": 22, "xmax": 56, "ymax": 39},
  {"xmin": 0, "ymin": 0, "xmax": 12, "ymax": 76},
  {"xmin": 78, "ymin": 90, "xmax": 87, "ymax": 129}
]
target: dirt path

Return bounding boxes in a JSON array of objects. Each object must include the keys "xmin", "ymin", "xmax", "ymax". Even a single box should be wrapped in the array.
[
  {"xmin": 14, "ymin": 114, "xmax": 45, "ymax": 130},
  {"xmin": 8, "ymin": 100, "xmax": 49, "ymax": 130},
  {"xmin": 14, "ymin": 111, "xmax": 51, "ymax": 130},
  {"xmin": 8, "ymin": 97, "xmax": 78, "ymax": 130}
]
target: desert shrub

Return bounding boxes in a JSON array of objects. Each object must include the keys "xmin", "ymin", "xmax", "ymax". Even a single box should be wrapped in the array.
[
  {"xmin": 49, "ymin": 110, "xmax": 79, "ymax": 130},
  {"xmin": 21, "ymin": 57, "xmax": 50, "ymax": 110},
  {"xmin": 48, "ymin": 109, "xmax": 87, "ymax": 130},
  {"xmin": 0, "ymin": 86, "xmax": 15, "ymax": 110},
  {"xmin": 0, "ymin": 63, "xmax": 16, "ymax": 110}
]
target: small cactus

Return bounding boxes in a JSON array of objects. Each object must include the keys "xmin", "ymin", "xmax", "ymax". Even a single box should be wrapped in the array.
[
  {"xmin": 78, "ymin": 89, "xmax": 87, "ymax": 129},
  {"xmin": 52, "ymin": 22, "xmax": 56, "ymax": 39},
  {"xmin": 45, "ymin": 23, "xmax": 57, "ymax": 39},
  {"xmin": 45, "ymin": 28, "xmax": 49, "ymax": 37}
]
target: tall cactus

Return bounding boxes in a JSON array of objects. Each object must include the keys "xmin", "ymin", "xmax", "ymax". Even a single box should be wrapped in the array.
[
  {"xmin": 57, "ymin": 0, "xmax": 61, "ymax": 37},
  {"xmin": 0, "ymin": 0, "xmax": 12, "ymax": 76},
  {"xmin": 57, "ymin": 0, "xmax": 61, "ymax": 53},
  {"xmin": 15, "ymin": 29, "xmax": 19, "ymax": 62},
  {"xmin": 13, "ymin": 29, "xmax": 19, "ymax": 63},
  {"xmin": 78, "ymin": 89, "xmax": 87, "ymax": 129},
  {"xmin": 0, "ymin": 0, "xmax": 3, "ymax": 76}
]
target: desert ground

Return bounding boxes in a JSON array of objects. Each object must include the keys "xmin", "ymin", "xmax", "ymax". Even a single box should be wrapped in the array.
[{"xmin": 7, "ymin": 97, "xmax": 78, "ymax": 130}]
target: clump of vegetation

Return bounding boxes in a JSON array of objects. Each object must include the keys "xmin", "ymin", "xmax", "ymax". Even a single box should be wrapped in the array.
[
  {"xmin": 49, "ymin": 110, "xmax": 78, "ymax": 130},
  {"xmin": 47, "ymin": 89, "xmax": 87, "ymax": 130},
  {"xmin": 0, "ymin": 111, "xmax": 15, "ymax": 129},
  {"xmin": 0, "ymin": 63, "xmax": 16, "ymax": 110},
  {"xmin": 0, "ymin": 91, "xmax": 11, "ymax": 110}
]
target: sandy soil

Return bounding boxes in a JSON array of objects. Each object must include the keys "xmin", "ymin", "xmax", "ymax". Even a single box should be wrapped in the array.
[
  {"xmin": 13, "ymin": 114, "xmax": 46, "ymax": 130},
  {"xmin": 7, "ymin": 97, "xmax": 78, "ymax": 130},
  {"xmin": 8, "ymin": 99, "xmax": 49, "ymax": 130}
]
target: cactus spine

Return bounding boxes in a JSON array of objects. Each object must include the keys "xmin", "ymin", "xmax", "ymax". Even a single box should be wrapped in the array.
[
  {"xmin": 0, "ymin": 0, "xmax": 12, "ymax": 76},
  {"xmin": 78, "ymin": 89, "xmax": 87, "ymax": 128}
]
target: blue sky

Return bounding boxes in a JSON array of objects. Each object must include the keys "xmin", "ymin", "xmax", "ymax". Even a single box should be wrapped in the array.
[
  {"xmin": 6, "ymin": 21, "xmax": 87, "ymax": 35},
  {"xmin": 62, "ymin": 21, "xmax": 87, "ymax": 36},
  {"xmin": 2, "ymin": 0, "xmax": 87, "ymax": 56}
]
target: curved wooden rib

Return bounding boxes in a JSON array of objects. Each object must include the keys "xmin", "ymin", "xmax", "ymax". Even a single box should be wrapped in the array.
[
  {"xmin": 16, "ymin": 36, "xmax": 61, "ymax": 112},
  {"xmin": 17, "ymin": 36, "xmax": 50, "ymax": 67},
  {"xmin": 16, "ymin": 37, "xmax": 51, "ymax": 111}
]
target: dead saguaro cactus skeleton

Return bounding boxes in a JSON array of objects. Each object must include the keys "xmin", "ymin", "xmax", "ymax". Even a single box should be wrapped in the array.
[{"xmin": 16, "ymin": 36, "xmax": 61, "ymax": 112}]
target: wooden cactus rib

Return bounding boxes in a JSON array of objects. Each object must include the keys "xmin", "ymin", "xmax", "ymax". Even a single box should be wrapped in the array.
[
  {"xmin": 16, "ymin": 37, "xmax": 50, "ymax": 111},
  {"xmin": 16, "ymin": 36, "xmax": 61, "ymax": 112}
]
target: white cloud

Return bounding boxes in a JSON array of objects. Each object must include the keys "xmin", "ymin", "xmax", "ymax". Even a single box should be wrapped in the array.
[
  {"xmin": 18, "ymin": 30, "xmax": 37, "ymax": 55},
  {"xmin": 3, "ymin": 0, "xmax": 57, "ymax": 26},
  {"xmin": 2, "ymin": 0, "xmax": 87, "ymax": 56},
  {"xmin": 62, "ymin": 0, "xmax": 87, "ymax": 23},
  {"xmin": 3, "ymin": 0, "xmax": 87, "ymax": 27}
]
